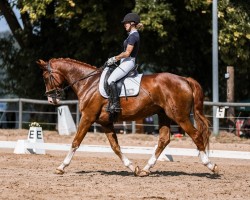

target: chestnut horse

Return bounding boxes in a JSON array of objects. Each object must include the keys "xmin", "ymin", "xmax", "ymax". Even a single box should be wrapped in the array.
[{"xmin": 37, "ymin": 58, "xmax": 218, "ymax": 176}]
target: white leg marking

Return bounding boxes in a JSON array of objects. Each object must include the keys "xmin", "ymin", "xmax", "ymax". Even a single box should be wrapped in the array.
[
  {"xmin": 154, "ymin": 145, "xmax": 173, "ymax": 162},
  {"xmin": 143, "ymin": 154, "xmax": 157, "ymax": 171},
  {"xmin": 199, "ymin": 151, "xmax": 215, "ymax": 171},
  {"xmin": 121, "ymin": 155, "xmax": 134, "ymax": 172},
  {"xmin": 57, "ymin": 147, "xmax": 78, "ymax": 171}
]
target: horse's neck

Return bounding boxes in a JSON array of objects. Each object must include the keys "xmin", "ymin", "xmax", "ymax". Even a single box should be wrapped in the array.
[
  {"xmin": 58, "ymin": 61, "xmax": 95, "ymax": 84},
  {"xmin": 57, "ymin": 61, "xmax": 99, "ymax": 99}
]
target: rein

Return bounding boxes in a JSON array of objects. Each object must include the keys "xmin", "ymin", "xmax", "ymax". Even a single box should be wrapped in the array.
[
  {"xmin": 44, "ymin": 61, "xmax": 104, "ymax": 99},
  {"xmin": 62, "ymin": 68, "xmax": 102, "ymax": 91}
]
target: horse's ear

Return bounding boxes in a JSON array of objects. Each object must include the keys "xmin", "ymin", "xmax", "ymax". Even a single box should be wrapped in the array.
[{"xmin": 36, "ymin": 59, "xmax": 47, "ymax": 70}]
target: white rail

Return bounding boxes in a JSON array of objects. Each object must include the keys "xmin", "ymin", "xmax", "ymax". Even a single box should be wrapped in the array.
[
  {"xmin": 0, "ymin": 98, "xmax": 250, "ymax": 134},
  {"xmin": 0, "ymin": 141, "xmax": 250, "ymax": 160}
]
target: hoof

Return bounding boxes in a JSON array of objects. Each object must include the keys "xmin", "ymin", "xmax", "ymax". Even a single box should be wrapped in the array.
[
  {"xmin": 134, "ymin": 166, "xmax": 140, "ymax": 176},
  {"xmin": 55, "ymin": 168, "xmax": 64, "ymax": 175},
  {"xmin": 212, "ymin": 164, "xmax": 219, "ymax": 174},
  {"xmin": 134, "ymin": 166, "xmax": 150, "ymax": 177}
]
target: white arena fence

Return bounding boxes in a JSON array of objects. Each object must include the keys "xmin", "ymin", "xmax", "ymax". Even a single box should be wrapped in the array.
[
  {"xmin": 0, "ymin": 98, "xmax": 249, "ymax": 160},
  {"xmin": 0, "ymin": 98, "xmax": 250, "ymax": 135},
  {"xmin": 1, "ymin": 140, "xmax": 250, "ymax": 160}
]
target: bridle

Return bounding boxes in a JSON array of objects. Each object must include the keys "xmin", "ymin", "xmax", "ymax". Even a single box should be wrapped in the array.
[{"xmin": 44, "ymin": 61, "xmax": 104, "ymax": 100}]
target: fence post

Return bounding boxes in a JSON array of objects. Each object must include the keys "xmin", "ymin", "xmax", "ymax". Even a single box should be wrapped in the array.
[
  {"xmin": 132, "ymin": 121, "xmax": 136, "ymax": 134},
  {"xmin": 92, "ymin": 122, "xmax": 97, "ymax": 133},
  {"xmin": 212, "ymin": 0, "xmax": 219, "ymax": 135},
  {"xmin": 123, "ymin": 121, "xmax": 127, "ymax": 134},
  {"xmin": 18, "ymin": 99, "xmax": 22, "ymax": 129}
]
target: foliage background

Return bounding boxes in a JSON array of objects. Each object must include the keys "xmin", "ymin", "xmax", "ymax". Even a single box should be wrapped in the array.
[{"xmin": 0, "ymin": 0, "xmax": 249, "ymax": 101}]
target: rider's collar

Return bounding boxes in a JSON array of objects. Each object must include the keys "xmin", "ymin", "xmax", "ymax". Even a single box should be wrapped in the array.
[{"xmin": 129, "ymin": 30, "xmax": 138, "ymax": 35}]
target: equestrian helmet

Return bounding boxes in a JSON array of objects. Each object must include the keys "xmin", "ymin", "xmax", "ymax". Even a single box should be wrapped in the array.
[{"xmin": 121, "ymin": 13, "xmax": 140, "ymax": 24}]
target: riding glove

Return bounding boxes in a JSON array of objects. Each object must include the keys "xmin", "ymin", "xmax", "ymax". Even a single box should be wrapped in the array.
[{"xmin": 107, "ymin": 56, "xmax": 116, "ymax": 66}]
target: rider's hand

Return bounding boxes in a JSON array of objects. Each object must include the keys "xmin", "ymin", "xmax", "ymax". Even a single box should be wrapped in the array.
[{"xmin": 107, "ymin": 56, "xmax": 116, "ymax": 66}]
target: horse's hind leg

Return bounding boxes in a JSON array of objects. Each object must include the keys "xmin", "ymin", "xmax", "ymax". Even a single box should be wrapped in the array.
[
  {"xmin": 136, "ymin": 113, "xmax": 171, "ymax": 177},
  {"xmin": 102, "ymin": 124, "xmax": 135, "ymax": 173},
  {"xmin": 178, "ymin": 119, "xmax": 218, "ymax": 173}
]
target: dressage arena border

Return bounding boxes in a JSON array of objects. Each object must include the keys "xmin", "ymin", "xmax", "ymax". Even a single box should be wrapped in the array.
[{"xmin": 0, "ymin": 141, "xmax": 250, "ymax": 160}]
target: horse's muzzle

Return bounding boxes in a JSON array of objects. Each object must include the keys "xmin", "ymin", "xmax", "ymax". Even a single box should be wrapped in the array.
[{"xmin": 48, "ymin": 96, "xmax": 60, "ymax": 105}]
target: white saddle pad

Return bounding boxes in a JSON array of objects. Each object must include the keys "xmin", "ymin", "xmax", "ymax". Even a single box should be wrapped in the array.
[{"xmin": 99, "ymin": 67, "xmax": 143, "ymax": 98}]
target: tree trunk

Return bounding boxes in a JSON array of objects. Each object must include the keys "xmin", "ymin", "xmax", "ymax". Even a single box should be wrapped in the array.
[
  {"xmin": 0, "ymin": 0, "xmax": 24, "ymax": 48},
  {"xmin": 226, "ymin": 66, "xmax": 235, "ymax": 132}
]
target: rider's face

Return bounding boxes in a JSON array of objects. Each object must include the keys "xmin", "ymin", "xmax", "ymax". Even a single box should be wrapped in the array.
[{"xmin": 124, "ymin": 22, "xmax": 131, "ymax": 32}]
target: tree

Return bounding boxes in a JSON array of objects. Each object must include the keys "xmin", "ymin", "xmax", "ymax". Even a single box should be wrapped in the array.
[
  {"xmin": 134, "ymin": 0, "xmax": 249, "ymax": 100},
  {"xmin": 0, "ymin": 0, "xmax": 135, "ymax": 98},
  {"xmin": 134, "ymin": 0, "xmax": 213, "ymax": 93},
  {"xmin": 0, "ymin": 0, "xmax": 249, "ymax": 101},
  {"xmin": 217, "ymin": 0, "xmax": 250, "ymax": 100},
  {"xmin": 0, "ymin": 0, "xmax": 24, "ymax": 47}
]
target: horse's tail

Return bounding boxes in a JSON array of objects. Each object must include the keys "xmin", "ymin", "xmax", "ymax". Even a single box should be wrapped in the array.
[{"xmin": 186, "ymin": 77, "xmax": 211, "ymax": 149}]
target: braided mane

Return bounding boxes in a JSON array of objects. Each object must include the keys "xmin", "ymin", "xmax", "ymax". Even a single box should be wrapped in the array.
[{"xmin": 51, "ymin": 58, "xmax": 97, "ymax": 69}]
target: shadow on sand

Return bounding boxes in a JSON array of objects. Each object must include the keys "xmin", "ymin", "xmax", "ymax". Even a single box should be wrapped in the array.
[{"xmin": 75, "ymin": 170, "xmax": 221, "ymax": 179}]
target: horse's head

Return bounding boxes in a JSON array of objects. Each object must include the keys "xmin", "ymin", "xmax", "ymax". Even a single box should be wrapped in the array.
[{"xmin": 37, "ymin": 59, "xmax": 65, "ymax": 105}]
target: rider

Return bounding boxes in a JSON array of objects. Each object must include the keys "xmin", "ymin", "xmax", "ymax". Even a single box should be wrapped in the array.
[{"xmin": 106, "ymin": 13, "xmax": 143, "ymax": 113}]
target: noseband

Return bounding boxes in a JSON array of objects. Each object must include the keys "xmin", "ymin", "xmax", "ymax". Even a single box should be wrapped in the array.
[{"xmin": 44, "ymin": 61, "xmax": 103, "ymax": 100}]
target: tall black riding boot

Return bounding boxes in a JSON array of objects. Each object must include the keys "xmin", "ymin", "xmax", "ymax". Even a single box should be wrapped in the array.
[{"xmin": 109, "ymin": 81, "xmax": 121, "ymax": 113}]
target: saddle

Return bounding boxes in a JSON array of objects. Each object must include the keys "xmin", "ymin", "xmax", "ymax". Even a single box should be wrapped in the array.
[
  {"xmin": 99, "ymin": 64, "xmax": 143, "ymax": 122},
  {"xmin": 103, "ymin": 64, "xmax": 139, "ymax": 97},
  {"xmin": 99, "ymin": 65, "xmax": 143, "ymax": 99}
]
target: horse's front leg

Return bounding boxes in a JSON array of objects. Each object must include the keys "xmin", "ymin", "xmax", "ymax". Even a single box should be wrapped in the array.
[
  {"xmin": 55, "ymin": 115, "xmax": 93, "ymax": 174},
  {"xmin": 103, "ymin": 124, "xmax": 135, "ymax": 173}
]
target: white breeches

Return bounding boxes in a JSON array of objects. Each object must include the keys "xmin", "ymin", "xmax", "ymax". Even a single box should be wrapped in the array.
[{"xmin": 107, "ymin": 57, "xmax": 135, "ymax": 85}]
